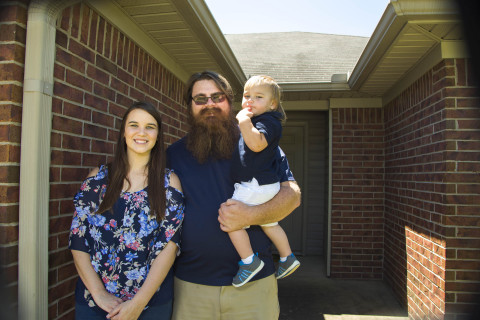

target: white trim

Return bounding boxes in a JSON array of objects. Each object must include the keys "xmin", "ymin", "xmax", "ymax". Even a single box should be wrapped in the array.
[
  {"xmin": 329, "ymin": 98, "xmax": 382, "ymax": 109},
  {"xmin": 281, "ymin": 82, "xmax": 350, "ymax": 92},
  {"xmin": 282, "ymin": 100, "xmax": 329, "ymax": 111},
  {"xmin": 441, "ymin": 40, "xmax": 469, "ymax": 58},
  {"xmin": 19, "ymin": 2, "xmax": 81, "ymax": 319}
]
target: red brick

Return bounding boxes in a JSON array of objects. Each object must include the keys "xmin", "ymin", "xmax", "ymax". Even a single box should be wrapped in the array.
[
  {"xmin": 49, "ymin": 215, "xmax": 72, "ymax": 234},
  {"xmin": 84, "ymin": 93, "xmax": 108, "ymax": 112},
  {"xmin": 83, "ymin": 122, "xmax": 107, "ymax": 139},
  {"xmin": 0, "ymin": 24, "xmax": 26, "ymax": 42},
  {"xmin": 66, "ymin": 69, "xmax": 92, "ymax": 91},
  {"xmin": 51, "ymin": 150, "xmax": 82, "ymax": 166},
  {"xmin": 62, "ymin": 134, "xmax": 91, "ymax": 152},
  {"xmin": 50, "ymin": 183, "xmax": 78, "ymax": 200},
  {"xmin": 0, "ymin": 243, "xmax": 18, "ymax": 265},
  {"xmin": 0, "ymin": 104, "xmax": 22, "ymax": 122},
  {"xmin": 55, "ymin": 48, "xmax": 85, "ymax": 73},
  {"xmin": 79, "ymin": 4, "xmax": 90, "ymax": 45},
  {"xmin": 0, "ymin": 165, "xmax": 19, "ymax": 183},
  {"xmin": 63, "ymin": 101, "xmax": 92, "ymax": 121},
  {"xmin": 96, "ymin": 16, "xmax": 105, "ymax": 54},
  {"xmin": 86, "ymin": 64, "xmax": 109, "ymax": 84},
  {"xmin": 0, "ymin": 83, "xmax": 23, "ymax": 103},
  {"xmin": 52, "ymin": 115, "xmax": 83, "ymax": 135},
  {"xmin": 96, "ymin": 54, "xmax": 117, "ymax": 75},
  {"xmin": 88, "ymin": 10, "xmax": 98, "ymax": 50},
  {"xmin": 0, "ymin": 4, "xmax": 28, "ymax": 24},
  {"xmin": 53, "ymin": 82, "xmax": 83, "ymax": 104},
  {"xmin": 93, "ymin": 83, "xmax": 115, "ymax": 101},
  {"xmin": 0, "ymin": 43, "xmax": 25, "ymax": 64}
]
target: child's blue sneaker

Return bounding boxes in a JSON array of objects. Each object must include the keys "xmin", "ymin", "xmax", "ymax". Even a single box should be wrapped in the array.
[
  {"xmin": 276, "ymin": 253, "xmax": 300, "ymax": 279},
  {"xmin": 232, "ymin": 255, "xmax": 264, "ymax": 287}
]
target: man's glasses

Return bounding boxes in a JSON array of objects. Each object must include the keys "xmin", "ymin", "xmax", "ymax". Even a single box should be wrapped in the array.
[{"xmin": 192, "ymin": 93, "xmax": 226, "ymax": 105}]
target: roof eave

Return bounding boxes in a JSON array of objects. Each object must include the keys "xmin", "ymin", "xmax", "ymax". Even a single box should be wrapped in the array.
[
  {"xmin": 174, "ymin": 0, "xmax": 246, "ymax": 91},
  {"xmin": 348, "ymin": 0, "xmax": 461, "ymax": 91}
]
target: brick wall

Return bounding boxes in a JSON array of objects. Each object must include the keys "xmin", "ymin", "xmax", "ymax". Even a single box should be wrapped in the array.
[
  {"xmin": 330, "ymin": 108, "xmax": 385, "ymax": 279},
  {"xmin": 442, "ymin": 59, "xmax": 480, "ymax": 320},
  {"xmin": 49, "ymin": 3, "xmax": 188, "ymax": 319},
  {"xmin": 384, "ymin": 59, "xmax": 480, "ymax": 320},
  {"xmin": 0, "ymin": 1, "xmax": 28, "ymax": 318}
]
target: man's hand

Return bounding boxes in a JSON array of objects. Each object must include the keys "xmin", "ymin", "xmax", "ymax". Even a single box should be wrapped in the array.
[{"xmin": 218, "ymin": 199, "xmax": 251, "ymax": 232}]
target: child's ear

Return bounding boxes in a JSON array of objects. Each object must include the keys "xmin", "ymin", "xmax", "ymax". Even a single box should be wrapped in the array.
[{"xmin": 270, "ymin": 100, "xmax": 277, "ymax": 110}]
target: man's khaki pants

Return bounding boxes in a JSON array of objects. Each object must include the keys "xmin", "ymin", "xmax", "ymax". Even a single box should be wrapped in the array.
[{"xmin": 172, "ymin": 274, "xmax": 279, "ymax": 320}]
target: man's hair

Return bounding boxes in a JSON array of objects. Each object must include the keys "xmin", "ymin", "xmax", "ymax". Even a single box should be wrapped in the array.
[
  {"xmin": 184, "ymin": 70, "xmax": 234, "ymax": 109},
  {"xmin": 244, "ymin": 75, "xmax": 286, "ymax": 122}
]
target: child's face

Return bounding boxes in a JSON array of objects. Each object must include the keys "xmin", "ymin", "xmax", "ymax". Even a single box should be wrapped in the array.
[{"xmin": 242, "ymin": 84, "xmax": 276, "ymax": 116}]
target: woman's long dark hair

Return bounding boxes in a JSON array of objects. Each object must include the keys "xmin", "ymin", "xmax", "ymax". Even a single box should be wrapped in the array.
[{"xmin": 97, "ymin": 101, "xmax": 166, "ymax": 220}]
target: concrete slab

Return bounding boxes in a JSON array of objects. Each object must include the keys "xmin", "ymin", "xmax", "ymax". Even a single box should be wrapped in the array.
[{"xmin": 278, "ymin": 256, "xmax": 409, "ymax": 320}]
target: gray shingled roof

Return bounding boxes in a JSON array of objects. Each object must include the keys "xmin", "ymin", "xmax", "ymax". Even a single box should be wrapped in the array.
[{"xmin": 225, "ymin": 32, "xmax": 369, "ymax": 83}]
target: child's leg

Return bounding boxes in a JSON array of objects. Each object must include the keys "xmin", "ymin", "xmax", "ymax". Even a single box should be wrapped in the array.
[
  {"xmin": 261, "ymin": 224, "xmax": 292, "ymax": 258},
  {"xmin": 228, "ymin": 229, "xmax": 254, "ymax": 260}
]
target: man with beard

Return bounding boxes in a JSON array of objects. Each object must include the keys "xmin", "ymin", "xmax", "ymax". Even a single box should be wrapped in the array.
[{"xmin": 166, "ymin": 71, "xmax": 301, "ymax": 320}]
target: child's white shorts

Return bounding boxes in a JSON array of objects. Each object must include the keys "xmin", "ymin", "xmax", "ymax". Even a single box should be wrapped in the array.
[{"xmin": 232, "ymin": 178, "xmax": 280, "ymax": 227}]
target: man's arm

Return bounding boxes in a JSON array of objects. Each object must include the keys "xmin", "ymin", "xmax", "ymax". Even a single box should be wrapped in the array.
[{"xmin": 218, "ymin": 180, "xmax": 301, "ymax": 232}]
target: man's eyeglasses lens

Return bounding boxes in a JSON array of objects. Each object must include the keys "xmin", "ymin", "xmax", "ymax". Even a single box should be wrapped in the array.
[{"xmin": 192, "ymin": 93, "xmax": 226, "ymax": 105}]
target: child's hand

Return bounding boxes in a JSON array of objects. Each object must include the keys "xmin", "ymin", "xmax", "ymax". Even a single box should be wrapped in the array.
[{"xmin": 236, "ymin": 107, "xmax": 253, "ymax": 124}]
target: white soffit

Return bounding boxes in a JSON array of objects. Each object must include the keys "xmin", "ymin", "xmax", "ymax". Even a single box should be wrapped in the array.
[{"xmin": 350, "ymin": 0, "xmax": 463, "ymax": 98}]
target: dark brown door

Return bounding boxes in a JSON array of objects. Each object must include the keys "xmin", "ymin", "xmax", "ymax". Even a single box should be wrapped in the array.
[{"xmin": 279, "ymin": 124, "xmax": 306, "ymax": 254}]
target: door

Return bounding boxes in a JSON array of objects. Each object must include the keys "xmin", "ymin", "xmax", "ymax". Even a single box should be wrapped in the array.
[{"xmin": 279, "ymin": 123, "xmax": 306, "ymax": 255}]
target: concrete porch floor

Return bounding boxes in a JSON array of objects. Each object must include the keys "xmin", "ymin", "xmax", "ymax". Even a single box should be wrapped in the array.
[{"xmin": 277, "ymin": 256, "xmax": 409, "ymax": 320}]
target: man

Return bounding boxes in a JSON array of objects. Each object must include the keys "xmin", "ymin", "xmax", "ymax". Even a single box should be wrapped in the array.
[{"xmin": 166, "ymin": 71, "xmax": 301, "ymax": 320}]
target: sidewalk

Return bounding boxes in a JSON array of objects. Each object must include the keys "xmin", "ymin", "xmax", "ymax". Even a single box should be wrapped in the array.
[{"xmin": 277, "ymin": 256, "xmax": 409, "ymax": 320}]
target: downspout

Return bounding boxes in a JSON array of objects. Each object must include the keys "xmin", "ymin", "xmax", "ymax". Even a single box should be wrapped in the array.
[{"xmin": 18, "ymin": 1, "xmax": 79, "ymax": 319}]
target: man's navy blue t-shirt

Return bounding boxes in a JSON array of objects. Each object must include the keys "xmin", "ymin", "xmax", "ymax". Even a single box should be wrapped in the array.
[{"xmin": 166, "ymin": 137, "xmax": 294, "ymax": 286}]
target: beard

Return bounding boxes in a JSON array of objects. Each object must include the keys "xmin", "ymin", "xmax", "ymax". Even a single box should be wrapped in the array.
[{"xmin": 186, "ymin": 107, "xmax": 239, "ymax": 164}]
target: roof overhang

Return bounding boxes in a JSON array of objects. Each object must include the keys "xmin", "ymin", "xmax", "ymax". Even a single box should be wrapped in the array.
[
  {"xmin": 349, "ymin": 0, "xmax": 465, "ymax": 103},
  {"xmin": 86, "ymin": 0, "xmax": 246, "ymax": 92}
]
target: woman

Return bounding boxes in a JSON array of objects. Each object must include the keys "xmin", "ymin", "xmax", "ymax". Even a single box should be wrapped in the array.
[{"xmin": 69, "ymin": 101, "xmax": 184, "ymax": 320}]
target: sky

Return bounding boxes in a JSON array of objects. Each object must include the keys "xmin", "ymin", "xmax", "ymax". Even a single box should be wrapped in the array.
[{"xmin": 204, "ymin": 0, "xmax": 390, "ymax": 38}]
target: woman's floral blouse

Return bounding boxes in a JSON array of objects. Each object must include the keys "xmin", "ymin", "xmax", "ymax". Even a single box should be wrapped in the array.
[{"xmin": 69, "ymin": 165, "xmax": 184, "ymax": 308}]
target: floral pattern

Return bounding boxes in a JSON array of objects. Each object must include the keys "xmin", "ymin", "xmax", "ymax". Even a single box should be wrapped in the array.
[{"xmin": 69, "ymin": 165, "xmax": 184, "ymax": 307}]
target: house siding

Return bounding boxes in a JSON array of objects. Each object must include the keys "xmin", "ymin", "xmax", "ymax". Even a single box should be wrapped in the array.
[
  {"xmin": 330, "ymin": 107, "xmax": 385, "ymax": 279},
  {"xmin": 48, "ymin": 3, "xmax": 188, "ymax": 319},
  {"xmin": 0, "ymin": 1, "xmax": 28, "ymax": 319},
  {"xmin": 384, "ymin": 59, "xmax": 480, "ymax": 320}
]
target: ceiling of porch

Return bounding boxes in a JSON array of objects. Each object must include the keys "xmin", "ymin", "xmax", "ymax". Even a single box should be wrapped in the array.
[{"xmin": 108, "ymin": 0, "xmax": 246, "ymax": 92}]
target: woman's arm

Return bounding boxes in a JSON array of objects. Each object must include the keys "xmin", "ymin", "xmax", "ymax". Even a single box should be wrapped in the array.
[
  {"xmin": 71, "ymin": 250, "xmax": 123, "ymax": 312},
  {"xmin": 218, "ymin": 180, "xmax": 301, "ymax": 232},
  {"xmin": 106, "ymin": 241, "xmax": 178, "ymax": 320}
]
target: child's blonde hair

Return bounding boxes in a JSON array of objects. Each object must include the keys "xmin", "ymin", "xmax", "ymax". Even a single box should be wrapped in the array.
[{"xmin": 244, "ymin": 75, "xmax": 286, "ymax": 123}]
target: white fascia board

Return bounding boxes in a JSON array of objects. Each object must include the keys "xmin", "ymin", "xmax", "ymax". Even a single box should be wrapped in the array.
[{"xmin": 280, "ymin": 82, "xmax": 351, "ymax": 92}]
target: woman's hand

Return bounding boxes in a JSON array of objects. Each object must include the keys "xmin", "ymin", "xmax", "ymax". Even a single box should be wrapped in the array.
[
  {"xmin": 92, "ymin": 290, "xmax": 123, "ymax": 313},
  {"xmin": 106, "ymin": 299, "xmax": 143, "ymax": 320}
]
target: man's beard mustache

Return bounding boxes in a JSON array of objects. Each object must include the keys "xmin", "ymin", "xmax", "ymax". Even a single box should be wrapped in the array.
[{"xmin": 186, "ymin": 107, "xmax": 239, "ymax": 164}]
